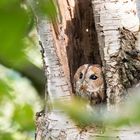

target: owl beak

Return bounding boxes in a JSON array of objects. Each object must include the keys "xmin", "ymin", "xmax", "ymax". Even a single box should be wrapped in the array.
[{"xmin": 80, "ymin": 85, "xmax": 87, "ymax": 92}]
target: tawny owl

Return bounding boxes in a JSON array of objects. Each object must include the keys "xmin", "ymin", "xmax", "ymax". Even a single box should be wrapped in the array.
[{"xmin": 73, "ymin": 64, "xmax": 105, "ymax": 106}]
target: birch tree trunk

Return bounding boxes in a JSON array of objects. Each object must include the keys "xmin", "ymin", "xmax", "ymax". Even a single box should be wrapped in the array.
[
  {"xmin": 92, "ymin": 0, "xmax": 140, "ymax": 110},
  {"xmin": 35, "ymin": 0, "xmax": 140, "ymax": 139}
]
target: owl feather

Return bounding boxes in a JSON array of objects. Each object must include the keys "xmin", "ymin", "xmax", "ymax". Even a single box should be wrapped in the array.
[{"xmin": 74, "ymin": 64, "xmax": 105, "ymax": 106}]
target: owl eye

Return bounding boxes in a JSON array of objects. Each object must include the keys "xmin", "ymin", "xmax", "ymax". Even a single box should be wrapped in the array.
[
  {"xmin": 79, "ymin": 72, "xmax": 83, "ymax": 79},
  {"xmin": 89, "ymin": 74, "xmax": 97, "ymax": 80}
]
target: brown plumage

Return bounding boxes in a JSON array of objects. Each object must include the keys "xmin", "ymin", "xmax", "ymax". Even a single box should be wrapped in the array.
[{"xmin": 73, "ymin": 64, "xmax": 105, "ymax": 106}]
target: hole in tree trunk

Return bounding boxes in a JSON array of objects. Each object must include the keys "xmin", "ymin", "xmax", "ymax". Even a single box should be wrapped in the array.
[{"xmin": 65, "ymin": 0, "xmax": 102, "ymax": 91}]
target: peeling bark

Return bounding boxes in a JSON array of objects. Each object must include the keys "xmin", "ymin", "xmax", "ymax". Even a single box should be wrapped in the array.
[
  {"xmin": 35, "ymin": 18, "xmax": 102, "ymax": 140},
  {"xmin": 92, "ymin": 0, "xmax": 140, "ymax": 110}
]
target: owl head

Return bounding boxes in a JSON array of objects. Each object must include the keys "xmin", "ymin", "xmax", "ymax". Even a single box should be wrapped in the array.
[{"xmin": 73, "ymin": 64, "xmax": 105, "ymax": 105}]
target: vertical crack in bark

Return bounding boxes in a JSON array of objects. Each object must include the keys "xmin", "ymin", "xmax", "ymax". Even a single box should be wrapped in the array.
[{"xmin": 65, "ymin": 0, "xmax": 102, "ymax": 92}]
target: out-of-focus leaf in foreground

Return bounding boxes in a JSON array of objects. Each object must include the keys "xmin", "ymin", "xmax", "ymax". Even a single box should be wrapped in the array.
[
  {"xmin": 54, "ymin": 98, "xmax": 102, "ymax": 127},
  {"xmin": 0, "ymin": 65, "xmax": 41, "ymax": 140},
  {"xmin": 0, "ymin": 0, "xmax": 18, "ymax": 8},
  {"xmin": 0, "ymin": 132, "xmax": 13, "ymax": 140},
  {"xmin": 0, "ymin": 80, "xmax": 13, "ymax": 102},
  {"xmin": 37, "ymin": 0, "xmax": 57, "ymax": 21},
  {"xmin": 55, "ymin": 87, "xmax": 140, "ymax": 129},
  {"xmin": 0, "ymin": 0, "xmax": 34, "ymax": 67},
  {"xmin": 12, "ymin": 104, "xmax": 34, "ymax": 131}
]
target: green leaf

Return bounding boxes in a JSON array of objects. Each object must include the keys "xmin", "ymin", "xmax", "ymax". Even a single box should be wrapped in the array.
[
  {"xmin": 12, "ymin": 104, "xmax": 34, "ymax": 131},
  {"xmin": 0, "ymin": 0, "xmax": 19, "ymax": 8},
  {"xmin": 0, "ymin": 132, "xmax": 14, "ymax": 140},
  {"xmin": 0, "ymin": 1, "xmax": 34, "ymax": 67},
  {"xmin": 54, "ymin": 98, "xmax": 102, "ymax": 127},
  {"xmin": 38, "ymin": 0, "xmax": 57, "ymax": 21},
  {"xmin": 0, "ymin": 80, "xmax": 13, "ymax": 102}
]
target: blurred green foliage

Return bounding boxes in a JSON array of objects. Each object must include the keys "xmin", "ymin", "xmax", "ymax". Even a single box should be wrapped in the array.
[
  {"xmin": 55, "ymin": 87, "xmax": 140, "ymax": 135},
  {"xmin": 55, "ymin": 99, "xmax": 98, "ymax": 127},
  {"xmin": 0, "ymin": 0, "xmax": 31, "ymax": 67},
  {"xmin": 0, "ymin": 65, "xmax": 41, "ymax": 140},
  {"xmin": 0, "ymin": 0, "xmax": 58, "ymax": 139},
  {"xmin": 12, "ymin": 104, "xmax": 34, "ymax": 131},
  {"xmin": 37, "ymin": 0, "xmax": 57, "ymax": 21},
  {"xmin": 0, "ymin": 80, "xmax": 13, "ymax": 101}
]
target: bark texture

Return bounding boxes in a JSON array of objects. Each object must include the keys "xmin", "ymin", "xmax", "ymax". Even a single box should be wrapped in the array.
[
  {"xmin": 35, "ymin": 0, "xmax": 140, "ymax": 139},
  {"xmin": 35, "ymin": 18, "xmax": 102, "ymax": 140},
  {"xmin": 52, "ymin": 0, "xmax": 102, "ymax": 91},
  {"xmin": 92, "ymin": 0, "xmax": 140, "ymax": 110}
]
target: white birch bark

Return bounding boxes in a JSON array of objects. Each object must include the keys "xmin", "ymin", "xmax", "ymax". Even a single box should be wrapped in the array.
[
  {"xmin": 92, "ymin": 0, "xmax": 140, "ymax": 111},
  {"xmin": 36, "ymin": 18, "xmax": 105, "ymax": 140},
  {"xmin": 35, "ymin": 0, "xmax": 140, "ymax": 139}
]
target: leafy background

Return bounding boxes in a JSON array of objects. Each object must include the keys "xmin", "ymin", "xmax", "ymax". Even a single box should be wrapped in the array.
[
  {"xmin": 0, "ymin": 0, "xmax": 58, "ymax": 139},
  {"xmin": 0, "ymin": 0, "xmax": 45, "ymax": 139}
]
